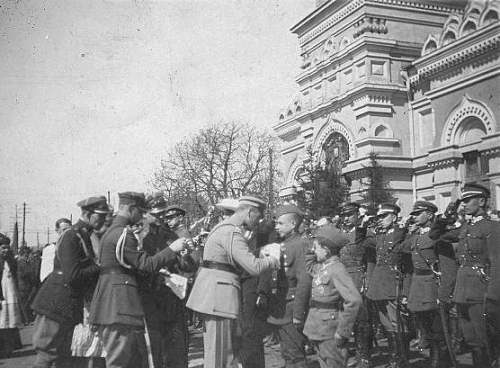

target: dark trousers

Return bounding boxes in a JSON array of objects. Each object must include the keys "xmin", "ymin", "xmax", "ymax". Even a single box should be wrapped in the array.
[
  {"xmin": 163, "ymin": 317, "xmax": 188, "ymax": 368},
  {"xmin": 415, "ymin": 310, "xmax": 443, "ymax": 342},
  {"xmin": 99, "ymin": 324, "xmax": 148, "ymax": 368},
  {"xmin": 457, "ymin": 302, "xmax": 488, "ymax": 348},
  {"xmin": 277, "ymin": 322, "xmax": 306, "ymax": 367},
  {"xmin": 32, "ymin": 314, "xmax": 80, "ymax": 368},
  {"xmin": 312, "ymin": 338, "xmax": 346, "ymax": 368}
]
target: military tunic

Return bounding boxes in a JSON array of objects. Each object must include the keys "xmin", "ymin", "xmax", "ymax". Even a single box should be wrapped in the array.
[
  {"xmin": 430, "ymin": 215, "xmax": 500, "ymax": 351},
  {"xmin": 404, "ymin": 228, "xmax": 439, "ymax": 312},
  {"xmin": 89, "ymin": 215, "xmax": 179, "ymax": 368},
  {"xmin": 186, "ymin": 218, "xmax": 279, "ymax": 368},
  {"xmin": 31, "ymin": 220, "xmax": 100, "ymax": 368},
  {"xmin": 263, "ymin": 232, "xmax": 312, "ymax": 368},
  {"xmin": 303, "ymin": 254, "xmax": 361, "ymax": 368}
]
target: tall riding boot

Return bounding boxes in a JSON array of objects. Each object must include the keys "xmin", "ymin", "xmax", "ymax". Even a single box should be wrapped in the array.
[
  {"xmin": 429, "ymin": 341, "xmax": 440, "ymax": 368},
  {"xmin": 449, "ymin": 316, "xmax": 465, "ymax": 355},
  {"xmin": 398, "ymin": 334, "xmax": 410, "ymax": 368},
  {"xmin": 355, "ymin": 327, "xmax": 372, "ymax": 368},
  {"xmin": 472, "ymin": 347, "xmax": 490, "ymax": 367},
  {"xmin": 385, "ymin": 332, "xmax": 400, "ymax": 368}
]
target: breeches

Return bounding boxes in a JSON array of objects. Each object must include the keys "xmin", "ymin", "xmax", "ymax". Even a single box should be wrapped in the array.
[
  {"xmin": 98, "ymin": 324, "xmax": 148, "ymax": 368},
  {"xmin": 457, "ymin": 302, "xmax": 489, "ymax": 348},
  {"xmin": 414, "ymin": 310, "xmax": 442, "ymax": 342},
  {"xmin": 277, "ymin": 322, "xmax": 306, "ymax": 367},
  {"xmin": 32, "ymin": 314, "xmax": 79, "ymax": 368},
  {"xmin": 374, "ymin": 300, "xmax": 409, "ymax": 334},
  {"xmin": 312, "ymin": 338, "xmax": 346, "ymax": 368}
]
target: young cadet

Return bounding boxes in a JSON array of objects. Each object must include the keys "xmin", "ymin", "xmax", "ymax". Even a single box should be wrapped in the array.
[{"xmin": 303, "ymin": 224, "xmax": 361, "ymax": 368}]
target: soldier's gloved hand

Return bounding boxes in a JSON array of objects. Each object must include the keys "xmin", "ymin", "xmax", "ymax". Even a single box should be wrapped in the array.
[
  {"xmin": 169, "ymin": 237, "xmax": 187, "ymax": 253},
  {"xmin": 334, "ymin": 332, "xmax": 348, "ymax": 348},
  {"xmin": 292, "ymin": 318, "xmax": 304, "ymax": 332},
  {"xmin": 255, "ymin": 293, "xmax": 268, "ymax": 311}
]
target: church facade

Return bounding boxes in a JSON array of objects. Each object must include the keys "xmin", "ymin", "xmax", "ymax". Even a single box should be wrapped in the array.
[{"xmin": 274, "ymin": 0, "xmax": 500, "ymax": 214}]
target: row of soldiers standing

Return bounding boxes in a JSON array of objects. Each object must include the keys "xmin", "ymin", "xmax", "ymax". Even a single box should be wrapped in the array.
[{"xmin": 186, "ymin": 183, "xmax": 499, "ymax": 368}]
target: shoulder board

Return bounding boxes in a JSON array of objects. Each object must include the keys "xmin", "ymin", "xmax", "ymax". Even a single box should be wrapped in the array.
[{"xmin": 210, "ymin": 222, "xmax": 241, "ymax": 235}]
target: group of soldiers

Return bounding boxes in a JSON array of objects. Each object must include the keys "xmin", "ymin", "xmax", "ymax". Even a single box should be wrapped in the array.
[{"xmin": 26, "ymin": 182, "xmax": 499, "ymax": 368}]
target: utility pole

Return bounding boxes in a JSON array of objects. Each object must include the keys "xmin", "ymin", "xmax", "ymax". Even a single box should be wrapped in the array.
[
  {"xmin": 107, "ymin": 190, "xmax": 111, "ymax": 203},
  {"xmin": 47, "ymin": 226, "xmax": 50, "ymax": 244},
  {"xmin": 22, "ymin": 202, "xmax": 26, "ymax": 247},
  {"xmin": 268, "ymin": 147, "xmax": 274, "ymax": 212}
]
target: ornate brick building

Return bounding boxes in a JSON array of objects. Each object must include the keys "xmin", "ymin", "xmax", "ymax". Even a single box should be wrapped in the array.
[{"xmin": 274, "ymin": 0, "xmax": 499, "ymax": 214}]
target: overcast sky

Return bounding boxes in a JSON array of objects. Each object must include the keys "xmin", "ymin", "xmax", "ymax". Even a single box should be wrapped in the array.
[{"xmin": 0, "ymin": 0, "xmax": 313, "ymax": 245}]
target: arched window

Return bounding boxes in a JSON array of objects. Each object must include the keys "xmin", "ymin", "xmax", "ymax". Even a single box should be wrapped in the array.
[
  {"xmin": 462, "ymin": 21, "xmax": 477, "ymax": 36},
  {"xmin": 442, "ymin": 31, "xmax": 456, "ymax": 46},
  {"xmin": 456, "ymin": 116, "xmax": 487, "ymax": 145},
  {"xmin": 483, "ymin": 10, "xmax": 499, "ymax": 25},
  {"xmin": 319, "ymin": 132, "xmax": 350, "ymax": 173},
  {"xmin": 423, "ymin": 40, "xmax": 437, "ymax": 55},
  {"xmin": 374, "ymin": 125, "xmax": 389, "ymax": 138}
]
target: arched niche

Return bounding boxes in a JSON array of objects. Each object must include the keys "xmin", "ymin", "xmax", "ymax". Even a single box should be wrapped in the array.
[
  {"xmin": 313, "ymin": 117, "xmax": 356, "ymax": 160},
  {"xmin": 456, "ymin": 116, "xmax": 487, "ymax": 145},
  {"xmin": 441, "ymin": 95, "xmax": 495, "ymax": 146}
]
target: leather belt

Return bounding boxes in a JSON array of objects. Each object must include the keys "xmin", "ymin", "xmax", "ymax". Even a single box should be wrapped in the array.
[
  {"xmin": 201, "ymin": 260, "xmax": 239, "ymax": 275},
  {"xmin": 414, "ymin": 268, "xmax": 433, "ymax": 276},
  {"xmin": 310, "ymin": 300, "xmax": 340, "ymax": 310},
  {"xmin": 100, "ymin": 267, "xmax": 128, "ymax": 275}
]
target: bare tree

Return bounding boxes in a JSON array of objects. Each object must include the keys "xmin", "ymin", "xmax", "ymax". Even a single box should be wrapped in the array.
[{"xmin": 151, "ymin": 122, "xmax": 280, "ymax": 219}]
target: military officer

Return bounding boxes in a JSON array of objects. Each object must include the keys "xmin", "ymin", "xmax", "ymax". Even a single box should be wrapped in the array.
[
  {"xmin": 88, "ymin": 192, "xmax": 187, "ymax": 368},
  {"xmin": 186, "ymin": 195, "xmax": 280, "ymax": 368},
  {"xmin": 429, "ymin": 183, "xmax": 500, "ymax": 366},
  {"xmin": 366, "ymin": 203, "xmax": 410, "ymax": 368},
  {"xmin": 262, "ymin": 204, "xmax": 312, "ymax": 368},
  {"xmin": 31, "ymin": 196, "xmax": 111, "ymax": 368},
  {"xmin": 403, "ymin": 201, "xmax": 453, "ymax": 367},
  {"xmin": 304, "ymin": 225, "xmax": 361, "ymax": 368},
  {"xmin": 162, "ymin": 203, "xmax": 197, "ymax": 368},
  {"xmin": 338, "ymin": 202, "xmax": 374, "ymax": 368}
]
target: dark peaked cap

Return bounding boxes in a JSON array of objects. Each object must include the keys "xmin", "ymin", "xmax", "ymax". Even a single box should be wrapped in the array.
[
  {"xmin": 118, "ymin": 192, "xmax": 148, "ymax": 210},
  {"xmin": 148, "ymin": 195, "xmax": 168, "ymax": 214},
  {"xmin": 461, "ymin": 183, "xmax": 490, "ymax": 200},
  {"xmin": 377, "ymin": 203, "xmax": 401, "ymax": 217},
  {"xmin": 274, "ymin": 204, "xmax": 305, "ymax": 218},
  {"xmin": 77, "ymin": 196, "xmax": 111, "ymax": 214},
  {"xmin": 410, "ymin": 201, "xmax": 438, "ymax": 215},
  {"xmin": 313, "ymin": 224, "xmax": 349, "ymax": 252}
]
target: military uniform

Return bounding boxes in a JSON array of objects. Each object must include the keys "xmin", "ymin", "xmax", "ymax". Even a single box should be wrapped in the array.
[
  {"xmin": 430, "ymin": 184, "xmax": 500, "ymax": 366},
  {"xmin": 403, "ymin": 201, "xmax": 452, "ymax": 367},
  {"xmin": 89, "ymin": 192, "xmax": 181, "ymax": 368},
  {"xmin": 186, "ymin": 196, "xmax": 279, "ymax": 368},
  {"xmin": 31, "ymin": 197, "xmax": 109, "ymax": 368},
  {"xmin": 304, "ymin": 225, "xmax": 361, "ymax": 368},
  {"xmin": 264, "ymin": 206, "xmax": 312, "ymax": 368},
  {"xmin": 338, "ymin": 203, "xmax": 374, "ymax": 367},
  {"xmin": 365, "ymin": 203, "xmax": 410, "ymax": 368}
]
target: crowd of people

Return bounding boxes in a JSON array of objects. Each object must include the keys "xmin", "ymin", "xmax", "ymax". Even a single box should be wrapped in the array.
[{"xmin": 0, "ymin": 182, "xmax": 498, "ymax": 368}]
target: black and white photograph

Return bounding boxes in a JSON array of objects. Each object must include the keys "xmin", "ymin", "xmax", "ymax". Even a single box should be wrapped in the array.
[{"xmin": 0, "ymin": 0, "xmax": 499, "ymax": 367}]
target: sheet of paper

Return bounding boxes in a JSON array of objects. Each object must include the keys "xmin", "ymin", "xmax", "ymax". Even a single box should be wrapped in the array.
[{"xmin": 160, "ymin": 270, "xmax": 189, "ymax": 299}]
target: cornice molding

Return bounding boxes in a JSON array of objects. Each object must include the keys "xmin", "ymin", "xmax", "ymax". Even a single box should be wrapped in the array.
[
  {"xmin": 409, "ymin": 26, "xmax": 500, "ymax": 85},
  {"xmin": 297, "ymin": 0, "xmax": 462, "ymax": 47}
]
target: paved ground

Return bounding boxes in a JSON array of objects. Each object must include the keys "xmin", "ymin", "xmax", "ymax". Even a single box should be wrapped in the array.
[{"xmin": 0, "ymin": 325, "xmax": 475, "ymax": 367}]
